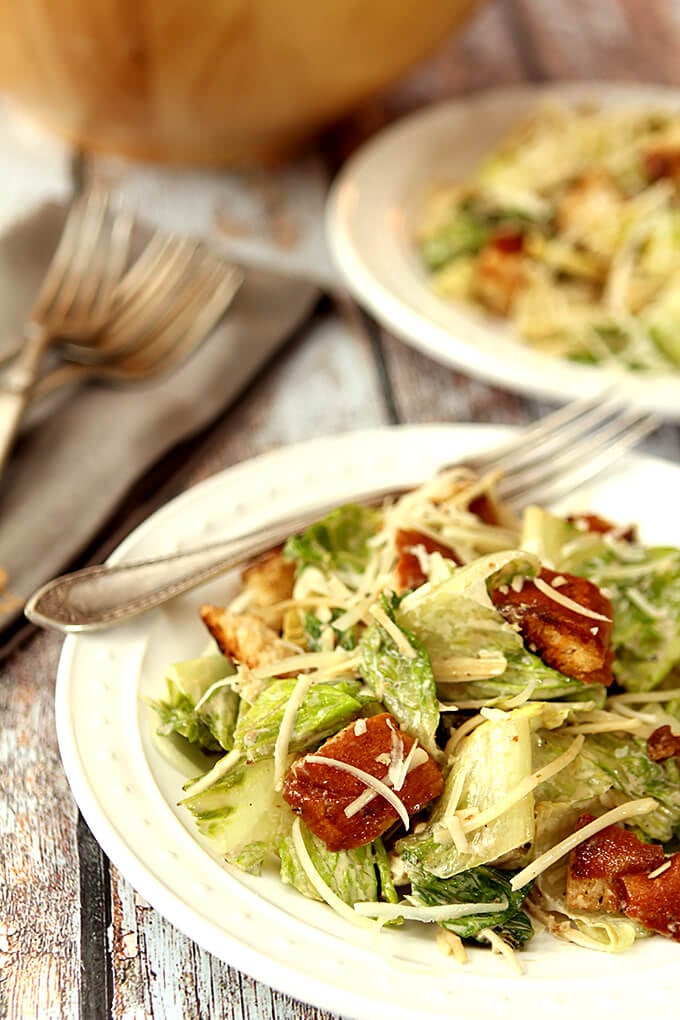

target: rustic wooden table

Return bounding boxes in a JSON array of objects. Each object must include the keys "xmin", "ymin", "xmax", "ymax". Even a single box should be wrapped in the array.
[{"xmin": 4, "ymin": 1, "xmax": 680, "ymax": 1018}]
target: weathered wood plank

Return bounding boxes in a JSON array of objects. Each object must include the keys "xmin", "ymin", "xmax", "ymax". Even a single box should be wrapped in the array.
[
  {"xmin": 510, "ymin": 0, "xmax": 680, "ymax": 82},
  {"xmin": 0, "ymin": 632, "xmax": 81, "ymax": 1020}
]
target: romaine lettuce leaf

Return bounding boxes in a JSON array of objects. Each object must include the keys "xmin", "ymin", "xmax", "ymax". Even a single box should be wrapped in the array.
[
  {"xmin": 233, "ymin": 677, "xmax": 366, "ymax": 761},
  {"xmin": 397, "ymin": 707, "xmax": 537, "ymax": 877},
  {"xmin": 150, "ymin": 653, "xmax": 239, "ymax": 752},
  {"xmin": 359, "ymin": 595, "xmax": 440, "ymax": 751},
  {"xmin": 532, "ymin": 729, "xmax": 613, "ymax": 805},
  {"xmin": 582, "ymin": 547, "xmax": 680, "ymax": 692},
  {"xmin": 181, "ymin": 757, "xmax": 293, "ymax": 869},
  {"xmin": 409, "ymin": 865, "xmax": 534, "ymax": 948},
  {"xmin": 581, "ymin": 732, "xmax": 680, "ymax": 842},
  {"xmin": 283, "ymin": 504, "xmax": 383, "ymax": 584},
  {"xmin": 279, "ymin": 822, "xmax": 397, "ymax": 906}
]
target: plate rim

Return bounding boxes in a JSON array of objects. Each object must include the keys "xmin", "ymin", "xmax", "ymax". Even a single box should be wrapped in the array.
[
  {"xmin": 325, "ymin": 80, "xmax": 680, "ymax": 417},
  {"xmin": 55, "ymin": 423, "xmax": 680, "ymax": 1019}
]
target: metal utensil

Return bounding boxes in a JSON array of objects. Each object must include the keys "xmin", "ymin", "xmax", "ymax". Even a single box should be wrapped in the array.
[
  {"xmin": 0, "ymin": 188, "xmax": 132, "ymax": 471},
  {"xmin": 25, "ymin": 394, "xmax": 657, "ymax": 633},
  {"xmin": 30, "ymin": 239, "xmax": 245, "ymax": 398}
]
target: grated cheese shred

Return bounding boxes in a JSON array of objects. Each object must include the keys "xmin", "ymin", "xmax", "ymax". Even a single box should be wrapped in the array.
[
  {"xmin": 460, "ymin": 735, "xmax": 584, "ymax": 834},
  {"xmin": 510, "ymin": 797, "xmax": 658, "ymax": 890},
  {"xmin": 273, "ymin": 673, "xmax": 314, "ymax": 789},
  {"xmin": 532, "ymin": 576, "xmax": 612, "ymax": 622},
  {"xmin": 369, "ymin": 604, "xmax": 417, "ymax": 659},
  {"xmin": 478, "ymin": 928, "xmax": 523, "ymax": 975},
  {"xmin": 353, "ymin": 898, "xmax": 508, "ymax": 923}
]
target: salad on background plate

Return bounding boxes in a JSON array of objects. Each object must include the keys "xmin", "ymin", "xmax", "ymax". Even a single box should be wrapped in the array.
[
  {"xmin": 150, "ymin": 462, "xmax": 680, "ymax": 972},
  {"xmin": 415, "ymin": 100, "xmax": 680, "ymax": 371},
  {"xmin": 325, "ymin": 83, "xmax": 680, "ymax": 418}
]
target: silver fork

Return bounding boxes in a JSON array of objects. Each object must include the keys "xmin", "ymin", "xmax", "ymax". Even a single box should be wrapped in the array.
[
  {"xmin": 24, "ymin": 391, "xmax": 657, "ymax": 633},
  {"xmin": 0, "ymin": 188, "xmax": 133, "ymax": 469},
  {"xmin": 29, "ymin": 239, "xmax": 244, "ymax": 399}
]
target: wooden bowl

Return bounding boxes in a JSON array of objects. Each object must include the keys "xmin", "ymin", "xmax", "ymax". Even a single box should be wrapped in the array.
[{"xmin": 0, "ymin": 0, "xmax": 480, "ymax": 165}]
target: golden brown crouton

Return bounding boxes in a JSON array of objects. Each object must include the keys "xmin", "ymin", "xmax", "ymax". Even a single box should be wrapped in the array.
[
  {"xmin": 566, "ymin": 512, "xmax": 637, "ymax": 542},
  {"xmin": 491, "ymin": 567, "xmax": 614, "ymax": 685},
  {"xmin": 647, "ymin": 724, "xmax": 680, "ymax": 763},
  {"xmin": 644, "ymin": 138, "xmax": 680, "ymax": 184},
  {"xmin": 565, "ymin": 815, "xmax": 664, "ymax": 914},
  {"xmin": 394, "ymin": 529, "xmax": 461, "ymax": 593},
  {"xmin": 241, "ymin": 547, "xmax": 295, "ymax": 629},
  {"xmin": 282, "ymin": 713, "xmax": 444, "ymax": 851},
  {"xmin": 619, "ymin": 853, "xmax": 680, "ymax": 941},
  {"xmin": 472, "ymin": 244, "xmax": 526, "ymax": 316},
  {"xmin": 200, "ymin": 605, "xmax": 292, "ymax": 672}
]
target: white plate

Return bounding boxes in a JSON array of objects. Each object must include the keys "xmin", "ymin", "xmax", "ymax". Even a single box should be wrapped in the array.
[
  {"xmin": 326, "ymin": 83, "xmax": 680, "ymax": 418},
  {"xmin": 56, "ymin": 425, "xmax": 680, "ymax": 1020}
]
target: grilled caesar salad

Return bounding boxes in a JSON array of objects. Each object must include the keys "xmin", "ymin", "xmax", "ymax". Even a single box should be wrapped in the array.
[{"xmin": 150, "ymin": 467, "xmax": 680, "ymax": 970}]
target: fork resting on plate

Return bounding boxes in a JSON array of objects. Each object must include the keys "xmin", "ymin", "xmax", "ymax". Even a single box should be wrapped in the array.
[{"xmin": 24, "ymin": 391, "xmax": 657, "ymax": 633}]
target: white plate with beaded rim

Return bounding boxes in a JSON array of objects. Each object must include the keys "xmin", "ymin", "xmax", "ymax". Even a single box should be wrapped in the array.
[
  {"xmin": 55, "ymin": 424, "xmax": 680, "ymax": 1020},
  {"xmin": 325, "ymin": 82, "xmax": 680, "ymax": 419}
]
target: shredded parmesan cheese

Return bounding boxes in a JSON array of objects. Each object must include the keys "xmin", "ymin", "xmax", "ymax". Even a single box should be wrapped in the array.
[
  {"xmin": 343, "ymin": 744, "xmax": 428, "ymax": 819},
  {"xmin": 648, "ymin": 860, "xmax": 671, "ymax": 879},
  {"xmin": 193, "ymin": 675, "xmax": 238, "ymax": 712},
  {"xmin": 273, "ymin": 673, "xmax": 315, "ymax": 789},
  {"xmin": 250, "ymin": 649, "xmax": 358, "ymax": 681},
  {"xmin": 460, "ymin": 735, "xmax": 584, "ymax": 834},
  {"xmin": 532, "ymin": 576, "xmax": 612, "ymax": 622},
  {"xmin": 180, "ymin": 749, "xmax": 242, "ymax": 799},
  {"xmin": 445, "ymin": 714, "xmax": 486, "ymax": 753},
  {"xmin": 560, "ymin": 717, "xmax": 642, "ymax": 734},
  {"xmin": 332, "ymin": 593, "xmax": 380, "ymax": 633},
  {"xmin": 436, "ymin": 928, "xmax": 468, "ymax": 964},
  {"xmin": 499, "ymin": 676, "xmax": 538, "ymax": 709},
  {"xmin": 353, "ymin": 899, "xmax": 508, "ymax": 923},
  {"xmin": 608, "ymin": 687, "xmax": 680, "ymax": 704},
  {"xmin": 625, "ymin": 587, "xmax": 668, "ymax": 619},
  {"xmin": 478, "ymin": 927, "xmax": 523, "ymax": 975},
  {"xmin": 510, "ymin": 797, "xmax": 658, "ymax": 890},
  {"xmin": 369, "ymin": 604, "xmax": 417, "ymax": 659},
  {"xmin": 431, "ymin": 654, "xmax": 507, "ymax": 681}
]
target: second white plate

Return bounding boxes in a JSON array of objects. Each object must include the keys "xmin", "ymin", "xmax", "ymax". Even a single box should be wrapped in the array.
[{"xmin": 326, "ymin": 82, "xmax": 680, "ymax": 418}]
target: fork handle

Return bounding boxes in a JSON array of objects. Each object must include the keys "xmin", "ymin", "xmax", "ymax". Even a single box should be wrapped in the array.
[
  {"xmin": 24, "ymin": 484, "xmax": 410, "ymax": 632},
  {"xmin": 0, "ymin": 322, "xmax": 51, "ymax": 473}
]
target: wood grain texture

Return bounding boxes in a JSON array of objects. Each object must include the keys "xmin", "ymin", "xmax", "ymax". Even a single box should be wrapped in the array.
[{"xmin": 0, "ymin": 632, "xmax": 80, "ymax": 1020}]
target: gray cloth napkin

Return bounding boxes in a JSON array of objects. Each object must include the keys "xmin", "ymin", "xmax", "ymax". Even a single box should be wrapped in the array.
[{"xmin": 0, "ymin": 202, "xmax": 318, "ymax": 639}]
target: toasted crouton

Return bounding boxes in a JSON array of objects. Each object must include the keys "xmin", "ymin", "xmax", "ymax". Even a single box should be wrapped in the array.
[
  {"xmin": 491, "ymin": 567, "xmax": 614, "ymax": 685},
  {"xmin": 647, "ymin": 724, "xmax": 680, "ymax": 762},
  {"xmin": 200, "ymin": 605, "xmax": 292, "ymax": 672},
  {"xmin": 282, "ymin": 713, "xmax": 443, "ymax": 851},
  {"xmin": 241, "ymin": 547, "xmax": 295, "ymax": 629},
  {"xmin": 394, "ymin": 529, "xmax": 461, "ymax": 593},
  {"xmin": 472, "ymin": 244, "xmax": 526, "ymax": 316},
  {"xmin": 619, "ymin": 853, "xmax": 680, "ymax": 941},
  {"xmin": 565, "ymin": 814, "xmax": 664, "ymax": 913}
]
